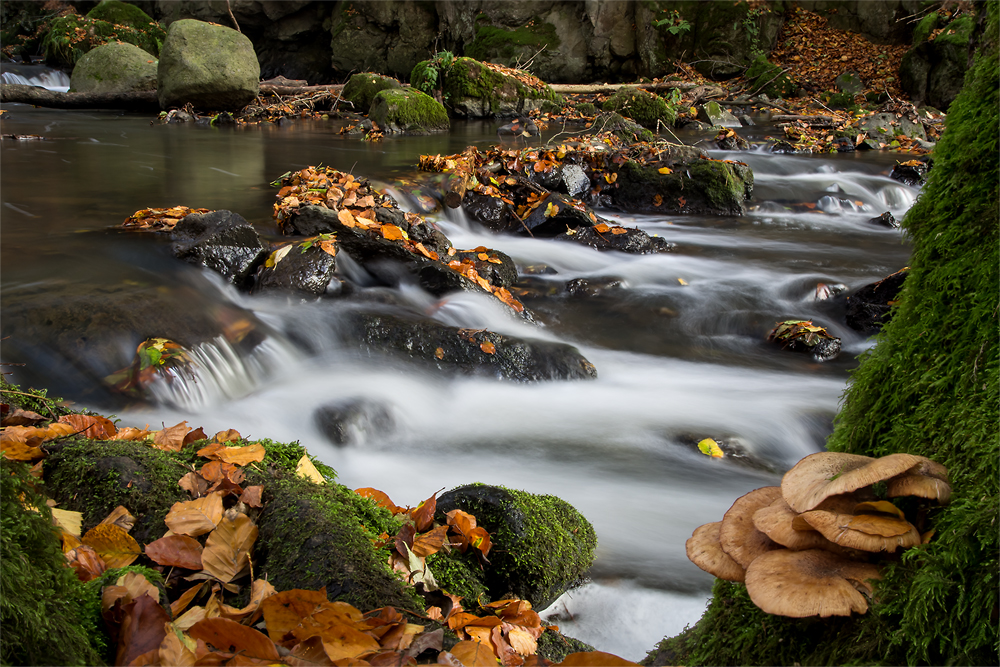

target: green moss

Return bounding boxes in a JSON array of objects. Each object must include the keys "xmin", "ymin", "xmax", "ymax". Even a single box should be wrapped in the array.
[
  {"xmin": 602, "ymin": 88, "xmax": 676, "ymax": 129},
  {"xmin": 465, "ymin": 20, "xmax": 560, "ymax": 63},
  {"xmin": 0, "ymin": 377, "xmax": 73, "ymax": 421},
  {"xmin": 86, "ymin": 1, "xmax": 156, "ymax": 27},
  {"xmin": 934, "ymin": 14, "xmax": 975, "ymax": 47},
  {"xmin": 426, "ymin": 551, "xmax": 488, "ymax": 605},
  {"xmin": 255, "ymin": 473, "xmax": 424, "ymax": 612},
  {"xmin": 342, "ymin": 72, "xmax": 402, "ymax": 113},
  {"xmin": 537, "ymin": 630, "xmax": 595, "ymax": 663},
  {"xmin": 1, "ymin": 459, "xmax": 105, "ymax": 666},
  {"xmin": 41, "ymin": 5, "xmax": 164, "ymax": 67},
  {"xmin": 441, "ymin": 56, "xmax": 559, "ymax": 116},
  {"xmin": 43, "ymin": 438, "xmax": 191, "ymax": 544},
  {"xmin": 913, "ymin": 12, "xmax": 941, "ymax": 45},
  {"xmin": 745, "ymin": 54, "xmax": 797, "ymax": 98},
  {"xmin": 369, "ymin": 87, "xmax": 449, "ymax": 133},
  {"xmin": 574, "ymin": 102, "xmax": 597, "ymax": 115},
  {"xmin": 652, "ymin": 6, "xmax": 999, "ymax": 665}
]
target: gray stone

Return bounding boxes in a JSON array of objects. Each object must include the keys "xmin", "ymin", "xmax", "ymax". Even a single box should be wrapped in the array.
[
  {"xmin": 835, "ymin": 71, "xmax": 864, "ymax": 95},
  {"xmin": 698, "ymin": 101, "xmax": 741, "ymax": 128},
  {"xmin": 70, "ymin": 42, "xmax": 157, "ymax": 94},
  {"xmin": 157, "ymin": 19, "xmax": 260, "ymax": 110}
]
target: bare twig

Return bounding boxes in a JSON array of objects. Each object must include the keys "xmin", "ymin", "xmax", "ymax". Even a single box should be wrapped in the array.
[{"xmin": 225, "ymin": 0, "xmax": 240, "ymax": 32}]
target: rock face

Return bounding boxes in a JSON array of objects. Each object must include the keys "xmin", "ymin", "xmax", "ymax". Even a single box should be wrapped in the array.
[
  {"xmin": 436, "ymin": 484, "xmax": 598, "ymax": 611},
  {"xmin": 70, "ymin": 42, "xmax": 157, "ymax": 94},
  {"xmin": 170, "ymin": 210, "xmax": 269, "ymax": 289},
  {"xmin": 899, "ymin": 15, "xmax": 974, "ymax": 111},
  {"xmin": 368, "ymin": 88, "xmax": 449, "ymax": 134},
  {"xmin": 157, "ymin": 19, "xmax": 260, "ymax": 110},
  {"xmin": 341, "ymin": 72, "xmax": 401, "ymax": 114},
  {"xmin": 434, "ymin": 57, "xmax": 560, "ymax": 118}
]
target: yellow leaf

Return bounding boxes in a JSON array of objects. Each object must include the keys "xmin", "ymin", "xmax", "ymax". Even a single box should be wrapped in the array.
[
  {"xmin": 604, "ymin": 172, "xmax": 618, "ymax": 184},
  {"xmin": 81, "ymin": 523, "xmax": 141, "ymax": 568},
  {"xmin": 52, "ymin": 507, "xmax": 83, "ymax": 537},
  {"xmin": 381, "ymin": 224, "xmax": 406, "ymax": 240},
  {"xmin": 677, "ymin": 278, "xmax": 688, "ymax": 286},
  {"xmin": 201, "ymin": 514, "xmax": 258, "ymax": 584},
  {"xmin": 265, "ymin": 245, "xmax": 292, "ymax": 269},
  {"xmin": 697, "ymin": 438, "xmax": 725, "ymax": 458},
  {"xmin": 295, "ymin": 455, "xmax": 326, "ymax": 485},
  {"xmin": 213, "ymin": 443, "xmax": 266, "ymax": 466},
  {"xmin": 658, "ymin": 167, "xmax": 672, "ymax": 174},
  {"xmin": 544, "ymin": 201, "xmax": 560, "ymax": 217}
]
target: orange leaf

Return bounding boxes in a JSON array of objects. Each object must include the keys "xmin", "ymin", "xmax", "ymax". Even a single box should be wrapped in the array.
[
  {"xmin": 58, "ymin": 414, "xmax": 117, "ymax": 439},
  {"xmin": 313, "ymin": 623, "xmax": 380, "ymax": 661},
  {"xmin": 170, "ymin": 582, "xmax": 207, "ymax": 618},
  {"xmin": 259, "ymin": 588, "xmax": 332, "ymax": 642},
  {"xmin": 81, "ymin": 523, "xmax": 141, "ymax": 569},
  {"xmin": 203, "ymin": 442, "xmax": 266, "ymax": 466},
  {"xmin": 448, "ymin": 641, "xmax": 496, "ymax": 666},
  {"xmin": 153, "ymin": 421, "xmax": 191, "ymax": 452},
  {"xmin": 677, "ymin": 196, "xmax": 687, "ymax": 207},
  {"xmin": 201, "ymin": 514, "xmax": 258, "ymax": 584},
  {"xmin": 409, "ymin": 493, "xmax": 437, "ymax": 533},
  {"xmin": 556, "ymin": 651, "xmax": 640, "ymax": 665},
  {"xmin": 593, "ymin": 223, "xmax": 611, "ymax": 233},
  {"xmin": 477, "ymin": 253, "xmax": 489, "ymax": 261},
  {"xmin": 213, "ymin": 429, "xmax": 242, "ymax": 443},
  {"xmin": 183, "ymin": 427, "xmax": 207, "ymax": 446},
  {"xmin": 338, "ymin": 208, "xmax": 357, "ymax": 228},
  {"xmin": 165, "ymin": 491, "xmax": 224, "ymax": 537},
  {"xmin": 187, "ymin": 617, "xmax": 281, "ymax": 662},
  {"xmin": 178, "ymin": 472, "xmax": 210, "ymax": 498},
  {"xmin": 98, "ymin": 505, "xmax": 136, "ymax": 533},
  {"xmin": 480, "ymin": 341, "xmax": 496, "ymax": 355},
  {"xmin": 241, "ymin": 485, "xmax": 264, "ymax": 508},
  {"xmin": 0, "ymin": 439, "xmax": 44, "ymax": 461},
  {"xmin": 653, "ymin": 194, "xmax": 663, "ymax": 207},
  {"xmin": 157, "ymin": 626, "xmax": 197, "ymax": 667},
  {"xmin": 145, "ymin": 534, "xmax": 204, "ymax": 570},
  {"xmin": 355, "ymin": 488, "xmax": 404, "ymax": 514},
  {"xmin": 412, "ymin": 524, "xmax": 451, "ymax": 558},
  {"xmin": 611, "ymin": 227, "xmax": 628, "ymax": 235},
  {"xmin": 381, "ymin": 224, "xmax": 405, "ymax": 240},
  {"xmin": 435, "ymin": 347, "xmax": 445, "ymax": 360},
  {"xmin": 67, "ymin": 544, "xmax": 107, "ymax": 582}
]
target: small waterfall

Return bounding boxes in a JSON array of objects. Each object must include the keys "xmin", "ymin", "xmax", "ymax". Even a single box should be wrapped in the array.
[{"xmin": 1, "ymin": 66, "xmax": 71, "ymax": 92}]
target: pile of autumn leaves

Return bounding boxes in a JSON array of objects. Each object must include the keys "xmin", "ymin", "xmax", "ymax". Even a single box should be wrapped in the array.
[{"xmin": 1, "ymin": 404, "xmax": 634, "ymax": 666}]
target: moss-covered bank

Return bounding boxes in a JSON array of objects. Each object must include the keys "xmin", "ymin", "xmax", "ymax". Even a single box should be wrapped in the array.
[{"xmin": 646, "ymin": 4, "xmax": 998, "ymax": 665}]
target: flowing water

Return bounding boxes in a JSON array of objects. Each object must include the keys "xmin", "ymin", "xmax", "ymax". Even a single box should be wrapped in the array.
[{"xmin": 0, "ymin": 68, "xmax": 917, "ymax": 660}]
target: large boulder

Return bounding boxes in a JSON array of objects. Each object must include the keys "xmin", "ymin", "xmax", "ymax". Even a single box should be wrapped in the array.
[
  {"xmin": 69, "ymin": 41, "xmax": 157, "ymax": 94},
  {"xmin": 157, "ymin": 19, "xmax": 260, "ymax": 111},
  {"xmin": 899, "ymin": 15, "xmax": 975, "ymax": 111},
  {"xmin": 601, "ymin": 87, "xmax": 676, "ymax": 128},
  {"xmin": 368, "ymin": 87, "xmax": 449, "ymax": 134},
  {"xmin": 433, "ymin": 57, "xmax": 561, "ymax": 119},
  {"xmin": 610, "ymin": 158, "xmax": 754, "ymax": 215},
  {"xmin": 436, "ymin": 484, "xmax": 598, "ymax": 611},
  {"xmin": 170, "ymin": 210, "xmax": 269, "ymax": 289},
  {"xmin": 341, "ymin": 72, "xmax": 401, "ymax": 114}
]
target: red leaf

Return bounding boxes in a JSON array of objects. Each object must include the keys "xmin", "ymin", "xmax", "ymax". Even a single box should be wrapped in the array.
[{"xmin": 116, "ymin": 594, "xmax": 170, "ymax": 667}]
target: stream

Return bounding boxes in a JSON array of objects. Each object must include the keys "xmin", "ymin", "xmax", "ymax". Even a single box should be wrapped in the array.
[{"xmin": 0, "ymin": 67, "xmax": 917, "ymax": 661}]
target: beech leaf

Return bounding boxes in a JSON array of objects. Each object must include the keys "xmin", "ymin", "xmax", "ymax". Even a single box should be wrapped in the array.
[
  {"xmin": 153, "ymin": 421, "xmax": 191, "ymax": 452},
  {"xmin": 116, "ymin": 594, "xmax": 170, "ymax": 667},
  {"xmin": 295, "ymin": 454, "xmax": 326, "ymax": 484},
  {"xmin": 145, "ymin": 534, "xmax": 204, "ymax": 570},
  {"xmin": 58, "ymin": 413, "xmax": 118, "ymax": 439},
  {"xmin": 201, "ymin": 514, "xmax": 258, "ymax": 584},
  {"xmin": 187, "ymin": 617, "xmax": 281, "ymax": 662},
  {"xmin": 165, "ymin": 491, "xmax": 224, "ymax": 537},
  {"xmin": 81, "ymin": 523, "xmax": 141, "ymax": 568}
]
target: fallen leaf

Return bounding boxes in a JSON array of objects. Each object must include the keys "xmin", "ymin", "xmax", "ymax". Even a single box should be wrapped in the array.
[
  {"xmin": 158, "ymin": 624, "xmax": 197, "ymax": 667},
  {"xmin": 187, "ymin": 617, "xmax": 281, "ymax": 662},
  {"xmin": 67, "ymin": 544, "xmax": 107, "ymax": 582},
  {"xmin": 544, "ymin": 202, "xmax": 560, "ymax": 218},
  {"xmin": 480, "ymin": 341, "xmax": 496, "ymax": 355},
  {"xmin": 593, "ymin": 223, "xmax": 611, "ymax": 233},
  {"xmin": 435, "ymin": 347, "xmax": 445, "ymax": 360},
  {"xmin": 201, "ymin": 514, "xmax": 258, "ymax": 584},
  {"xmin": 81, "ymin": 523, "xmax": 141, "ymax": 568},
  {"xmin": 165, "ymin": 491, "xmax": 225, "ymax": 537},
  {"xmin": 98, "ymin": 505, "xmax": 136, "ymax": 533},
  {"xmin": 448, "ymin": 640, "xmax": 496, "ymax": 666},
  {"xmin": 153, "ymin": 421, "xmax": 190, "ymax": 452},
  {"xmin": 51, "ymin": 507, "xmax": 83, "ymax": 537},
  {"xmin": 170, "ymin": 582, "xmax": 206, "ymax": 618},
  {"xmin": 658, "ymin": 167, "xmax": 672, "ymax": 174},
  {"xmin": 410, "ymin": 493, "xmax": 438, "ymax": 533},
  {"xmin": 295, "ymin": 454, "xmax": 326, "ymax": 484},
  {"xmin": 55, "ymin": 414, "xmax": 118, "ymax": 440},
  {"xmin": 1, "ymin": 408, "xmax": 45, "ymax": 427},
  {"xmin": 240, "ymin": 485, "xmax": 264, "ymax": 508},
  {"xmin": 145, "ymin": 534, "xmax": 204, "ymax": 570},
  {"xmin": 116, "ymin": 594, "xmax": 171, "ymax": 667},
  {"xmin": 355, "ymin": 488, "xmax": 404, "ymax": 514},
  {"xmin": 178, "ymin": 472, "xmax": 210, "ymax": 498},
  {"xmin": 381, "ymin": 224, "xmax": 406, "ymax": 240},
  {"xmin": 611, "ymin": 227, "xmax": 628, "ymax": 235},
  {"xmin": 210, "ymin": 443, "xmax": 266, "ymax": 466},
  {"xmin": 697, "ymin": 438, "xmax": 724, "ymax": 458},
  {"xmin": 338, "ymin": 208, "xmax": 357, "ymax": 228}
]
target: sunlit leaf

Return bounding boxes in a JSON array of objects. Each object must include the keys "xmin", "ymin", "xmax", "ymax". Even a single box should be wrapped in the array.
[
  {"xmin": 448, "ymin": 640, "xmax": 497, "ymax": 666},
  {"xmin": 657, "ymin": 167, "xmax": 672, "ymax": 174},
  {"xmin": 544, "ymin": 202, "xmax": 560, "ymax": 218},
  {"xmin": 412, "ymin": 524, "xmax": 451, "ymax": 558},
  {"xmin": 410, "ymin": 493, "xmax": 438, "ymax": 533},
  {"xmin": 296, "ymin": 454, "xmax": 327, "ymax": 484},
  {"xmin": 355, "ymin": 488, "xmax": 404, "ymax": 514},
  {"xmin": 697, "ymin": 438, "xmax": 724, "ymax": 458},
  {"xmin": 210, "ymin": 442, "xmax": 266, "ymax": 466},
  {"xmin": 99, "ymin": 505, "xmax": 136, "ymax": 533},
  {"xmin": 381, "ymin": 224, "xmax": 406, "ymax": 241},
  {"xmin": 57, "ymin": 414, "xmax": 117, "ymax": 440},
  {"xmin": 557, "ymin": 651, "xmax": 640, "ymax": 665},
  {"xmin": 157, "ymin": 624, "xmax": 197, "ymax": 667}
]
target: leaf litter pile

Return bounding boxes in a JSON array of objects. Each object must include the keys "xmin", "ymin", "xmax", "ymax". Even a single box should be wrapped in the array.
[{"xmin": 1, "ymin": 399, "xmax": 636, "ymax": 666}]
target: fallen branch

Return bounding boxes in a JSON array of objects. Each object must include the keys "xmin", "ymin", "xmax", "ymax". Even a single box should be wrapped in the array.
[
  {"xmin": 549, "ymin": 82, "xmax": 700, "ymax": 95},
  {"xmin": 1, "ymin": 84, "xmax": 160, "ymax": 111}
]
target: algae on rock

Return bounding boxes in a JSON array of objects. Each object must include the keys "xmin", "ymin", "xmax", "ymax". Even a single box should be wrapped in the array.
[
  {"xmin": 341, "ymin": 72, "xmax": 402, "ymax": 114},
  {"xmin": 646, "ymin": 5, "xmax": 998, "ymax": 665},
  {"xmin": 369, "ymin": 87, "xmax": 449, "ymax": 134}
]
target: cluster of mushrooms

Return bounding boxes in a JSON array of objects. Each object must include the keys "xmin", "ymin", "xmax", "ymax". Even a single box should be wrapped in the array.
[{"xmin": 686, "ymin": 452, "xmax": 950, "ymax": 618}]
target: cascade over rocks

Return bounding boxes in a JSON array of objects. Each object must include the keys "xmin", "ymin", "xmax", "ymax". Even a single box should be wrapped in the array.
[{"xmin": 157, "ymin": 19, "xmax": 260, "ymax": 111}]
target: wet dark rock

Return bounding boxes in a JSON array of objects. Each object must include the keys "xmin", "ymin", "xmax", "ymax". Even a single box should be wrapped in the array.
[
  {"xmin": 697, "ymin": 101, "xmax": 741, "ymax": 127},
  {"xmin": 449, "ymin": 248, "xmax": 518, "ymax": 288},
  {"xmin": 832, "ymin": 136, "xmax": 855, "ymax": 152},
  {"xmin": 738, "ymin": 115, "xmax": 755, "ymax": 127},
  {"xmin": 462, "ymin": 191, "xmax": 521, "ymax": 234},
  {"xmin": 521, "ymin": 192, "xmax": 601, "ymax": 237},
  {"xmin": 845, "ymin": 269, "xmax": 908, "ymax": 334},
  {"xmin": 767, "ymin": 319, "xmax": 842, "ymax": 362},
  {"xmin": 554, "ymin": 226, "xmax": 675, "ymax": 254},
  {"xmin": 867, "ymin": 211, "xmax": 900, "ymax": 229},
  {"xmin": 314, "ymin": 399, "xmax": 394, "ymax": 446},
  {"xmin": 559, "ymin": 164, "xmax": 591, "ymax": 198},
  {"xmin": 564, "ymin": 277, "xmax": 626, "ymax": 297},
  {"xmin": 496, "ymin": 117, "xmax": 539, "ymax": 137},
  {"xmin": 345, "ymin": 311, "xmax": 597, "ymax": 382},
  {"xmin": 170, "ymin": 210, "xmax": 269, "ymax": 289},
  {"xmin": 436, "ymin": 484, "xmax": 597, "ymax": 611},
  {"xmin": 767, "ymin": 140, "xmax": 799, "ymax": 154},
  {"xmin": 715, "ymin": 129, "xmax": 750, "ymax": 151},
  {"xmin": 254, "ymin": 244, "xmax": 346, "ymax": 297},
  {"xmin": 890, "ymin": 161, "xmax": 929, "ymax": 187}
]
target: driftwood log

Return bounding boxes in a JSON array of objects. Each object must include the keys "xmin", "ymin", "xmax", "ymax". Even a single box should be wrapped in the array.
[{"xmin": 1, "ymin": 84, "xmax": 160, "ymax": 111}]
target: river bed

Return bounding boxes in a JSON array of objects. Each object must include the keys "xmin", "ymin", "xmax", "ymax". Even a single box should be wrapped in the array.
[{"xmin": 0, "ymin": 77, "xmax": 917, "ymax": 660}]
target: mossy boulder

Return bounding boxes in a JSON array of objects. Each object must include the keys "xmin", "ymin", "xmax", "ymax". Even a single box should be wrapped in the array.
[
  {"xmin": 464, "ymin": 17, "xmax": 561, "ymax": 74},
  {"xmin": 601, "ymin": 87, "xmax": 675, "ymax": 129},
  {"xmin": 157, "ymin": 19, "xmax": 259, "ymax": 111},
  {"xmin": 341, "ymin": 72, "xmax": 402, "ymax": 114},
  {"xmin": 648, "ymin": 7, "xmax": 998, "ymax": 664},
  {"xmin": 440, "ymin": 56, "xmax": 561, "ymax": 118},
  {"xmin": 369, "ymin": 87, "xmax": 449, "ymax": 134},
  {"xmin": 41, "ymin": 1, "xmax": 164, "ymax": 67},
  {"xmin": 436, "ymin": 484, "xmax": 597, "ymax": 611},
  {"xmin": 1, "ymin": 459, "xmax": 104, "ymax": 666},
  {"xmin": 900, "ymin": 14, "xmax": 976, "ymax": 110},
  {"xmin": 745, "ymin": 54, "xmax": 798, "ymax": 99},
  {"xmin": 70, "ymin": 41, "xmax": 157, "ymax": 94},
  {"xmin": 589, "ymin": 111, "xmax": 655, "ymax": 143},
  {"xmin": 611, "ymin": 158, "xmax": 753, "ymax": 216}
]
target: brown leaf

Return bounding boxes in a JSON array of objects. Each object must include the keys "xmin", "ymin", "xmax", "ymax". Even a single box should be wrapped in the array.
[
  {"xmin": 58, "ymin": 413, "xmax": 118, "ymax": 440},
  {"xmin": 240, "ymin": 485, "xmax": 264, "ymax": 508},
  {"xmin": 116, "ymin": 594, "xmax": 170, "ymax": 667},
  {"xmin": 287, "ymin": 636, "xmax": 336, "ymax": 667},
  {"xmin": 355, "ymin": 488, "xmax": 404, "ymax": 514},
  {"xmin": 448, "ymin": 641, "xmax": 497, "ymax": 666},
  {"xmin": 170, "ymin": 582, "xmax": 206, "ymax": 618},
  {"xmin": 98, "ymin": 505, "xmax": 136, "ymax": 533},
  {"xmin": 201, "ymin": 514, "xmax": 258, "ymax": 584},
  {"xmin": 187, "ymin": 617, "xmax": 281, "ymax": 662},
  {"xmin": 146, "ymin": 534, "xmax": 204, "ymax": 570},
  {"xmin": 178, "ymin": 472, "xmax": 210, "ymax": 499},
  {"xmin": 183, "ymin": 427, "xmax": 208, "ymax": 446},
  {"xmin": 409, "ymin": 493, "xmax": 437, "ymax": 533},
  {"xmin": 213, "ymin": 429, "xmax": 242, "ymax": 443},
  {"xmin": 338, "ymin": 208, "xmax": 357, "ymax": 228},
  {"xmin": 218, "ymin": 578, "xmax": 277, "ymax": 624},
  {"xmin": 210, "ymin": 443, "xmax": 266, "ymax": 466},
  {"xmin": 157, "ymin": 625, "xmax": 197, "ymax": 667},
  {"xmin": 116, "ymin": 427, "xmax": 153, "ymax": 441},
  {"xmin": 165, "ymin": 491, "xmax": 224, "ymax": 537},
  {"xmin": 153, "ymin": 421, "xmax": 191, "ymax": 452},
  {"xmin": 1, "ymin": 407, "xmax": 46, "ymax": 427},
  {"xmin": 67, "ymin": 544, "xmax": 107, "ymax": 582},
  {"xmin": 0, "ymin": 438, "xmax": 44, "ymax": 461},
  {"xmin": 259, "ymin": 588, "xmax": 331, "ymax": 642},
  {"xmin": 81, "ymin": 523, "xmax": 141, "ymax": 569},
  {"xmin": 412, "ymin": 524, "xmax": 451, "ymax": 558},
  {"xmin": 556, "ymin": 652, "xmax": 639, "ymax": 666}
]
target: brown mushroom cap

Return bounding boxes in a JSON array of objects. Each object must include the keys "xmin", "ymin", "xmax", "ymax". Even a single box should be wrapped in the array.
[
  {"xmin": 686, "ymin": 521, "xmax": 746, "ymax": 582},
  {"xmin": 745, "ymin": 548, "xmax": 882, "ymax": 618},
  {"xmin": 781, "ymin": 452, "xmax": 924, "ymax": 512},
  {"xmin": 719, "ymin": 486, "xmax": 783, "ymax": 568},
  {"xmin": 753, "ymin": 498, "xmax": 847, "ymax": 552},
  {"xmin": 799, "ymin": 509, "xmax": 921, "ymax": 552},
  {"xmin": 886, "ymin": 457, "xmax": 951, "ymax": 503}
]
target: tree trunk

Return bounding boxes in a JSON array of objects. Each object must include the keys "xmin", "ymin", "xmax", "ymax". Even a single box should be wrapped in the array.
[{"xmin": 1, "ymin": 84, "xmax": 161, "ymax": 111}]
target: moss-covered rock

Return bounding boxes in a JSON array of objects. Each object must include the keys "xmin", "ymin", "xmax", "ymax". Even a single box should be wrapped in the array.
[
  {"xmin": 441, "ymin": 56, "xmax": 561, "ymax": 119},
  {"xmin": 368, "ymin": 87, "xmax": 449, "ymax": 134},
  {"xmin": 1, "ymin": 459, "xmax": 104, "ymax": 666},
  {"xmin": 611, "ymin": 158, "xmax": 753, "ymax": 216},
  {"xmin": 341, "ymin": 72, "xmax": 402, "ymax": 114},
  {"xmin": 436, "ymin": 484, "xmax": 597, "ymax": 611},
  {"xmin": 744, "ymin": 54, "xmax": 798, "ymax": 99},
  {"xmin": 589, "ymin": 111, "xmax": 655, "ymax": 143},
  {"xmin": 465, "ymin": 19, "xmax": 560, "ymax": 67},
  {"xmin": 900, "ymin": 14, "xmax": 976, "ymax": 110},
  {"xmin": 648, "ymin": 6, "xmax": 998, "ymax": 665},
  {"xmin": 41, "ymin": 1, "xmax": 164, "ymax": 67},
  {"xmin": 70, "ymin": 41, "xmax": 157, "ymax": 94},
  {"xmin": 601, "ymin": 87, "xmax": 675, "ymax": 129}
]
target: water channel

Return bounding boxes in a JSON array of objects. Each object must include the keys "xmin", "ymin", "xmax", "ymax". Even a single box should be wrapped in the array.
[{"xmin": 0, "ymin": 69, "xmax": 917, "ymax": 660}]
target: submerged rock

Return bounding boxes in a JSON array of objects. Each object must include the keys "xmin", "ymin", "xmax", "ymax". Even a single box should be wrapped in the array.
[
  {"xmin": 436, "ymin": 484, "xmax": 597, "ymax": 611},
  {"xmin": 314, "ymin": 399, "xmax": 394, "ymax": 447},
  {"xmin": 554, "ymin": 225, "xmax": 675, "ymax": 254},
  {"xmin": 845, "ymin": 268, "xmax": 908, "ymax": 334},
  {"xmin": 867, "ymin": 211, "xmax": 900, "ymax": 229},
  {"xmin": 890, "ymin": 160, "xmax": 930, "ymax": 187},
  {"xmin": 767, "ymin": 319, "xmax": 841, "ymax": 362}
]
